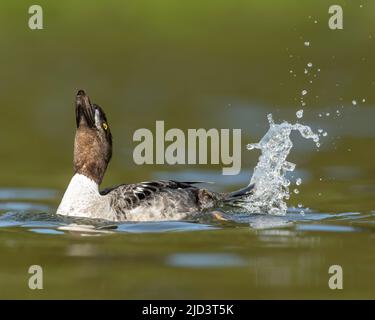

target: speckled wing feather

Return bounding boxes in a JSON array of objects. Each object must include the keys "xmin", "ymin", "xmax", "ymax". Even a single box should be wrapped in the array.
[{"xmin": 101, "ymin": 180, "xmax": 222, "ymax": 219}]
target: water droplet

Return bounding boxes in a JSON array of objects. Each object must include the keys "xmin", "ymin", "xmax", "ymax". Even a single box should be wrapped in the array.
[
  {"xmin": 322, "ymin": 132, "xmax": 328, "ymax": 137},
  {"xmin": 301, "ymin": 90, "xmax": 308, "ymax": 96},
  {"xmin": 307, "ymin": 62, "xmax": 313, "ymax": 68},
  {"xmin": 352, "ymin": 100, "xmax": 357, "ymax": 106},
  {"xmin": 247, "ymin": 144, "xmax": 256, "ymax": 150},
  {"xmin": 283, "ymin": 161, "xmax": 296, "ymax": 172},
  {"xmin": 296, "ymin": 178, "xmax": 302, "ymax": 186},
  {"xmin": 296, "ymin": 109, "xmax": 304, "ymax": 119},
  {"xmin": 362, "ymin": 98, "xmax": 366, "ymax": 103},
  {"xmin": 294, "ymin": 189, "xmax": 299, "ymax": 194},
  {"xmin": 267, "ymin": 113, "xmax": 274, "ymax": 125},
  {"xmin": 326, "ymin": 112, "xmax": 330, "ymax": 116},
  {"xmin": 304, "ymin": 41, "xmax": 310, "ymax": 47}
]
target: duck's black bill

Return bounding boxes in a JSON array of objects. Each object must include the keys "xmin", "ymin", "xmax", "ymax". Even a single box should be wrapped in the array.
[{"xmin": 76, "ymin": 90, "xmax": 95, "ymax": 128}]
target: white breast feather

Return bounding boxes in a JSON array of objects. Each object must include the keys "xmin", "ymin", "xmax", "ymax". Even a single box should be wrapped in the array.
[{"xmin": 56, "ymin": 174, "xmax": 116, "ymax": 221}]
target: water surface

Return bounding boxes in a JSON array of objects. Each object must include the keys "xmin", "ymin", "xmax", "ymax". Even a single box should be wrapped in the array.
[{"xmin": 1, "ymin": 180, "xmax": 374, "ymax": 299}]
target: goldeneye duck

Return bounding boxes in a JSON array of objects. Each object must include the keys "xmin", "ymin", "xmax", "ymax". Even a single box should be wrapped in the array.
[{"xmin": 56, "ymin": 90, "xmax": 254, "ymax": 221}]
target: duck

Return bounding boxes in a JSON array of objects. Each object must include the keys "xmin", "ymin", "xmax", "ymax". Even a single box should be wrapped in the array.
[{"xmin": 56, "ymin": 90, "xmax": 254, "ymax": 221}]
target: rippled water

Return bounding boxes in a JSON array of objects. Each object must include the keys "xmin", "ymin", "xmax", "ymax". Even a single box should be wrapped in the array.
[
  {"xmin": 2, "ymin": 190, "xmax": 371, "ymax": 235},
  {"xmin": 1, "ymin": 182, "xmax": 375, "ymax": 299}
]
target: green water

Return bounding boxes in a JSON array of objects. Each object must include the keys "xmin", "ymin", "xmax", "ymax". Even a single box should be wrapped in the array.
[{"xmin": 1, "ymin": 1, "xmax": 375, "ymax": 299}]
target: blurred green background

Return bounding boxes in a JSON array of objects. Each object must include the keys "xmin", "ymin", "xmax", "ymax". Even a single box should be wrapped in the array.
[{"xmin": 0, "ymin": 0, "xmax": 375, "ymax": 299}]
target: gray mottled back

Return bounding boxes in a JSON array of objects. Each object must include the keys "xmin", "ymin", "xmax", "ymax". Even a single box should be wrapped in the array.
[{"xmin": 102, "ymin": 180, "xmax": 222, "ymax": 220}]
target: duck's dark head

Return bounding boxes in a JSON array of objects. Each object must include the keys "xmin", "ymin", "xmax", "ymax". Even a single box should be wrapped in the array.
[{"xmin": 74, "ymin": 90, "xmax": 112, "ymax": 185}]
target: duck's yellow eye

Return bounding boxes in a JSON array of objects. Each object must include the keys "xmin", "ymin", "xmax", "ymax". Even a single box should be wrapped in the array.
[{"xmin": 102, "ymin": 122, "xmax": 108, "ymax": 130}]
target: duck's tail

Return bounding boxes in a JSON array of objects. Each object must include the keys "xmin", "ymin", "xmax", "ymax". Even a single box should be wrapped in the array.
[
  {"xmin": 197, "ymin": 183, "xmax": 255, "ymax": 210},
  {"xmin": 224, "ymin": 184, "xmax": 255, "ymax": 203}
]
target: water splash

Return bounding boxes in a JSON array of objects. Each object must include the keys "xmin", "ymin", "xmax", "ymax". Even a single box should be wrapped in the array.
[{"xmin": 245, "ymin": 114, "xmax": 320, "ymax": 215}]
